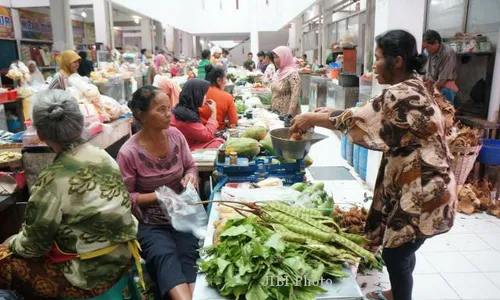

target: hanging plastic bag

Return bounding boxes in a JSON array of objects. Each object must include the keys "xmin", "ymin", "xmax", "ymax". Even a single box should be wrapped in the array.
[{"xmin": 156, "ymin": 183, "xmax": 207, "ymax": 239}]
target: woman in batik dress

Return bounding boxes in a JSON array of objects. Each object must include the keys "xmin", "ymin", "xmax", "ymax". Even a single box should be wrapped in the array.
[
  {"xmin": 0, "ymin": 90, "xmax": 138, "ymax": 299},
  {"xmin": 291, "ymin": 30, "xmax": 457, "ymax": 300}
]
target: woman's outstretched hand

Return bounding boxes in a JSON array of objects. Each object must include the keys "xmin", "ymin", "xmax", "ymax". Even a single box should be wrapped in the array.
[
  {"xmin": 181, "ymin": 173, "xmax": 198, "ymax": 188},
  {"xmin": 290, "ymin": 112, "xmax": 316, "ymax": 135}
]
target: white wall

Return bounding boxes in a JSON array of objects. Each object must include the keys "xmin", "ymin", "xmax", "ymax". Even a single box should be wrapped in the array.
[
  {"xmin": 229, "ymin": 39, "xmax": 250, "ymax": 66},
  {"xmin": 9, "ymin": 0, "xmax": 92, "ymax": 7}
]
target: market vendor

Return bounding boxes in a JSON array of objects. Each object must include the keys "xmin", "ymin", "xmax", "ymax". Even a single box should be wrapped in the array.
[
  {"xmin": 78, "ymin": 51, "xmax": 94, "ymax": 77},
  {"xmin": 26, "ymin": 60, "xmax": 45, "ymax": 86},
  {"xmin": 199, "ymin": 65, "xmax": 238, "ymax": 130},
  {"xmin": 171, "ymin": 79, "xmax": 225, "ymax": 150},
  {"xmin": 170, "ymin": 57, "xmax": 182, "ymax": 77},
  {"xmin": 422, "ymin": 30, "xmax": 459, "ymax": 104},
  {"xmin": 0, "ymin": 90, "xmax": 139, "ymax": 299},
  {"xmin": 118, "ymin": 86, "xmax": 199, "ymax": 300},
  {"xmin": 325, "ymin": 42, "xmax": 342, "ymax": 65},
  {"xmin": 290, "ymin": 30, "xmax": 456, "ymax": 300},
  {"xmin": 243, "ymin": 52, "xmax": 256, "ymax": 71},
  {"xmin": 270, "ymin": 46, "xmax": 301, "ymax": 116},
  {"xmin": 49, "ymin": 50, "xmax": 80, "ymax": 90},
  {"xmin": 197, "ymin": 49, "xmax": 212, "ymax": 79}
]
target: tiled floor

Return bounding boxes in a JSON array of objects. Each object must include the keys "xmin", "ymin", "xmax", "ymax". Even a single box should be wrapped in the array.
[{"xmin": 306, "ymin": 132, "xmax": 500, "ymax": 300}]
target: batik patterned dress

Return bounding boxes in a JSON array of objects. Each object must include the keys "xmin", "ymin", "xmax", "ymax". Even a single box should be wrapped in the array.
[
  {"xmin": 270, "ymin": 71, "xmax": 302, "ymax": 116},
  {"xmin": 0, "ymin": 142, "xmax": 138, "ymax": 298},
  {"xmin": 329, "ymin": 78, "xmax": 457, "ymax": 248}
]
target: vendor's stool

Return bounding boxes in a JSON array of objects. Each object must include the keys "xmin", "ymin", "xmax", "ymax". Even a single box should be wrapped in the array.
[{"xmin": 63, "ymin": 272, "xmax": 141, "ymax": 300}]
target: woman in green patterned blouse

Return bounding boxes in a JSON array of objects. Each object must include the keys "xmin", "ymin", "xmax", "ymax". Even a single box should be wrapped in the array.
[{"xmin": 0, "ymin": 90, "xmax": 139, "ymax": 299}]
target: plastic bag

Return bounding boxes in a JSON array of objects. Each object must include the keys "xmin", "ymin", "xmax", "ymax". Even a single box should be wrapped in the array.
[{"xmin": 156, "ymin": 183, "xmax": 207, "ymax": 239}]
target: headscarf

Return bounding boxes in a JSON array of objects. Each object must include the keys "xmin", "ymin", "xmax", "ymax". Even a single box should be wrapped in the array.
[
  {"xmin": 211, "ymin": 46, "xmax": 222, "ymax": 55},
  {"xmin": 272, "ymin": 46, "xmax": 297, "ymax": 82},
  {"xmin": 173, "ymin": 79, "xmax": 210, "ymax": 123},
  {"xmin": 153, "ymin": 54, "xmax": 167, "ymax": 73},
  {"xmin": 59, "ymin": 50, "xmax": 81, "ymax": 77},
  {"xmin": 153, "ymin": 74, "xmax": 181, "ymax": 108},
  {"xmin": 27, "ymin": 60, "xmax": 45, "ymax": 85}
]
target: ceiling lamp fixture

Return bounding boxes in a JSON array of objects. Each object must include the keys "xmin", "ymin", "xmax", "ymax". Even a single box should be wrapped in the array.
[{"xmin": 81, "ymin": 11, "xmax": 87, "ymax": 18}]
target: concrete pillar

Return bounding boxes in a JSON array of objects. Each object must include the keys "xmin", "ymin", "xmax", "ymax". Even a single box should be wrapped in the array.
[
  {"xmin": 49, "ymin": 0, "xmax": 73, "ymax": 51},
  {"xmin": 141, "ymin": 17, "xmax": 153, "ymax": 53},
  {"xmin": 93, "ymin": 0, "xmax": 112, "ymax": 48},
  {"xmin": 250, "ymin": 30, "xmax": 259, "ymax": 63},
  {"xmin": 488, "ymin": 28, "xmax": 500, "ymax": 123},
  {"xmin": 374, "ymin": 0, "xmax": 426, "ymax": 49},
  {"xmin": 154, "ymin": 20, "xmax": 165, "ymax": 51}
]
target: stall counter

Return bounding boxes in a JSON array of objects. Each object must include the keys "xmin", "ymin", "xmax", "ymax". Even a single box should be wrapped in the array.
[
  {"xmin": 22, "ymin": 117, "xmax": 132, "ymax": 189},
  {"xmin": 192, "ymin": 193, "xmax": 364, "ymax": 300}
]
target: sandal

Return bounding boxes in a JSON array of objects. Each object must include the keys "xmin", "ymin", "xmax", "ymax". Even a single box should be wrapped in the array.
[{"xmin": 365, "ymin": 290, "xmax": 389, "ymax": 300}]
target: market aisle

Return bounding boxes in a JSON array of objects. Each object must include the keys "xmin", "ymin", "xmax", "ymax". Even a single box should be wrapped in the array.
[{"xmin": 306, "ymin": 130, "xmax": 500, "ymax": 300}]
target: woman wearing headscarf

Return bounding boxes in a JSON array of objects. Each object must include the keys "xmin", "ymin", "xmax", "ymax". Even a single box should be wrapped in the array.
[
  {"xmin": 270, "ymin": 46, "xmax": 301, "ymax": 116},
  {"xmin": 171, "ymin": 79, "xmax": 225, "ymax": 150},
  {"xmin": 153, "ymin": 74, "xmax": 181, "ymax": 108},
  {"xmin": 49, "ymin": 50, "xmax": 80, "ymax": 90},
  {"xmin": 26, "ymin": 60, "xmax": 45, "ymax": 86},
  {"xmin": 77, "ymin": 51, "xmax": 94, "ymax": 77},
  {"xmin": 145, "ymin": 54, "xmax": 168, "ymax": 86}
]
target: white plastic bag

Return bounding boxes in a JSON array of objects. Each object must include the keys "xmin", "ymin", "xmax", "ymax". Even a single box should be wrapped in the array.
[{"xmin": 156, "ymin": 183, "xmax": 207, "ymax": 239}]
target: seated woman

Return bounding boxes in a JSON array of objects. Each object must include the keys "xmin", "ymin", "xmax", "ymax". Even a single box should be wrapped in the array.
[
  {"xmin": 0, "ymin": 90, "xmax": 138, "ymax": 299},
  {"xmin": 199, "ymin": 65, "xmax": 238, "ymax": 130},
  {"xmin": 171, "ymin": 79, "xmax": 225, "ymax": 150},
  {"xmin": 117, "ymin": 86, "xmax": 199, "ymax": 300}
]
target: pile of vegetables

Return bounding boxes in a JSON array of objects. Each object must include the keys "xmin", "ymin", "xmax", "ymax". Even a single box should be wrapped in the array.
[
  {"xmin": 290, "ymin": 182, "xmax": 334, "ymax": 216},
  {"xmin": 236, "ymin": 100, "xmax": 247, "ymax": 114},
  {"xmin": 258, "ymin": 93, "xmax": 272, "ymax": 106},
  {"xmin": 199, "ymin": 201, "xmax": 380, "ymax": 300}
]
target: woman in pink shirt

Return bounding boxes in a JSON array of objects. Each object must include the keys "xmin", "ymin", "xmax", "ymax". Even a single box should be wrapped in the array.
[
  {"xmin": 171, "ymin": 79, "xmax": 225, "ymax": 150},
  {"xmin": 117, "ymin": 86, "xmax": 199, "ymax": 300}
]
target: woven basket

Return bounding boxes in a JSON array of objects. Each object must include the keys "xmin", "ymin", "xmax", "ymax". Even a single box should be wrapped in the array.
[{"xmin": 451, "ymin": 145, "xmax": 482, "ymax": 185}]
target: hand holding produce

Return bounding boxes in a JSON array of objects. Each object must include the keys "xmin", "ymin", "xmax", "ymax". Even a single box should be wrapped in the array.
[{"xmin": 290, "ymin": 112, "xmax": 316, "ymax": 135}]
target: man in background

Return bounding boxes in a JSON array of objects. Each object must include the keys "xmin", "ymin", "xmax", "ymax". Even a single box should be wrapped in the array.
[
  {"xmin": 422, "ymin": 29, "xmax": 459, "ymax": 104},
  {"xmin": 243, "ymin": 52, "xmax": 256, "ymax": 71},
  {"xmin": 257, "ymin": 51, "xmax": 268, "ymax": 73}
]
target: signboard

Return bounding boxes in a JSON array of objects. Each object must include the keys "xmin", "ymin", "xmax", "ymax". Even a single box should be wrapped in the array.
[
  {"xmin": 19, "ymin": 9, "xmax": 53, "ymax": 41},
  {"xmin": 72, "ymin": 20, "xmax": 84, "ymax": 44},
  {"xmin": 85, "ymin": 23, "xmax": 95, "ymax": 44},
  {"xmin": 0, "ymin": 6, "xmax": 14, "ymax": 40}
]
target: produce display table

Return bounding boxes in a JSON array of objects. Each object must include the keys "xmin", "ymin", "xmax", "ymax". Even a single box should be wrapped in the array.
[
  {"xmin": 95, "ymin": 77, "xmax": 125, "ymax": 102},
  {"xmin": 192, "ymin": 194, "xmax": 364, "ymax": 300},
  {"xmin": 22, "ymin": 117, "xmax": 131, "ymax": 189}
]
